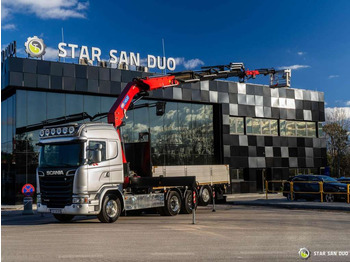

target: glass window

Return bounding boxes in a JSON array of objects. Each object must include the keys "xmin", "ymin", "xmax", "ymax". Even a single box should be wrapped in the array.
[
  {"xmin": 230, "ymin": 168, "xmax": 244, "ymax": 181},
  {"xmin": 27, "ymin": 91, "xmax": 47, "ymax": 125},
  {"xmin": 47, "ymin": 93, "xmax": 65, "ymax": 119},
  {"xmin": 280, "ymin": 120, "xmax": 286, "ymax": 136},
  {"xmin": 318, "ymin": 123, "xmax": 324, "ymax": 138},
  {"xmin": 100, "ymin": 96, "xmax": 116, "ymax": 115},
  {"xmin": 261, "ymin": 119, "xmax": 270, "ymax": 135},
  {"xmin": 84, "ymin": 95, "xmax": 101, "ymax": 117},
  {"xmin": 87, "ymin": 141, "xmax": 106, "ymax": 161},
  {"xmin": 16, "ymin": 90, "xmax": 27, "ymax": 128},
  {"xmin": 296, "ymin": 122, "xmax": 306, "ymax": 137},
  {"xmin": 229, "ymin": 117, "xmax": 244, "ymax": 134},
  {"xmin": 66, "ymin": 94, "xmax": 83, "ymax": 115},
  {"xmin": 2, "ymin": 100, "xmax": 8, "ymax": 142},
  {"xmin": 246, "ymin": 117, "xmax": 252, "ymax": 134},
  {"xmin": 306, "ymin": 122, "xmax": 316, "ymax": 137},
  {"xmin": 39, "ymin": 142, "xmax": 83, "ymax": 167},
  {"xmin": 270, "ymin": 120, "xmax": 278, "ymax": 135},
  {"xmin": 286, "ymin": 121, "xmax": 296, "ymax": 136},
  {"xmin": 133, "ymin": 106, "xmax": 149, "ymax": 142},
  {"xmin": 236, "ymin": 117, "xmax": 244, "ymax": 134},
  {"xmin": 252, "ymin": 118, "xmax": 261, "ymax": 134}
]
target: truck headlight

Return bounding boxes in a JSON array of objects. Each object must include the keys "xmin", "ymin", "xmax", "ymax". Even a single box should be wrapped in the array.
[{"xmin": 72, "ymin": 197, "xmax": 89, "ymax": 204}]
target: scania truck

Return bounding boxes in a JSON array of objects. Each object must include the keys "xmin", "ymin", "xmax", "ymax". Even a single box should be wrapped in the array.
[{"xmin": 36, "ymin": 62, "xmax": 290, "ymax": 222}]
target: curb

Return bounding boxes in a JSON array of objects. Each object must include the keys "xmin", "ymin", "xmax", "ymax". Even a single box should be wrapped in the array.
[{"xmin": 227, "ymin": 200, "xmax": 350, "ymax": 212}]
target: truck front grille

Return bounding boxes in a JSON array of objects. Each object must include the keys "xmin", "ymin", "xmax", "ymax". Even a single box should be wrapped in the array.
[{"xmin": 39, "ymin": 176, "xmax": 74, "ymax": 208}]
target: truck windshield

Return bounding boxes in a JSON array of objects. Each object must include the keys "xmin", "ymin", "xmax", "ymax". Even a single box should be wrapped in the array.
[{"xmin": 39, "ymin": 143, "xmax": 83, "ymax": 168}]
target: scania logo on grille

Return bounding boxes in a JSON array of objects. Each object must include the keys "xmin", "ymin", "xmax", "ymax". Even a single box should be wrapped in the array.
[{"xmin": 46, "ymin": 170, "xmax": 64, "ymax": 176}]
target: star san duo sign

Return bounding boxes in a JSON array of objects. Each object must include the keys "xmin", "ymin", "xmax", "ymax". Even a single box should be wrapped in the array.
[
  {"xmin": 58, "ymin": 42, "xmax": 177, "ymax": 71},
  {"xmin": 23, "ymin": 36, "xmax": 177, "ymax": 71}
]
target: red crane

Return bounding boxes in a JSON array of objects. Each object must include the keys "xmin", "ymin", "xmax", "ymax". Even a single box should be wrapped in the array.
[{"xmin": 107, "ymin": 62, "xmax": 291, "ymax": 163}]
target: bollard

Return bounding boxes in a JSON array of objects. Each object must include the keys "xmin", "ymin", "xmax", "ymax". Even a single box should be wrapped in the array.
[
  {"xmin": 347, "ymin": 184, "xmax": 349, "ymax": 204},
  {"xmin": 192, "ymin": 190, "xmax": 196, "ymax": 224},
  {"xmin": 212, "ymin": 187, "xmax": 216, "ymax": 212},
  {"xmin": 319, "ymin": 182, "xmax": 323, "ymax": 203},
  {"xmin": 265, "ymin": 180, "xmax": 268, "ymax": 200},
  {"xmin": 22, "ymin": 197, "xmax": 34, "ymax": 215},
  {"xmin": 290, "ymin": 182, "xmax": 294, "ymax": 201}
]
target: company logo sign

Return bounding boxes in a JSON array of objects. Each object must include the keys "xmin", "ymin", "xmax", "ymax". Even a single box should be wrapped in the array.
[
  {"xmin": 58, "ymin": 42, "xmax": 177, "ymax": 71},
  {"xmin": 46, "ymin": 170, "xmax": 64, "ymax": 176},
  {"xmin": 299, "ymin": 248, "xmax": 310, "ymax": 260},
  {"xmin": 25, "ymin": 36, "xmax": 46, "ymax": 58}
]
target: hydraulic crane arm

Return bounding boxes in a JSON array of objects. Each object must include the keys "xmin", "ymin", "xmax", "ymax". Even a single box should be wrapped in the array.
[{"xmin": 107, "ymin": 62, "xmax": 290, "ymax": 128}]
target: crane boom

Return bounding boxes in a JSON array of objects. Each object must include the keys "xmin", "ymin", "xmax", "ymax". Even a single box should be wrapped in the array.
[{"xmin": 108, "ymin": 62, "xmax": 290, "ymax": 128}]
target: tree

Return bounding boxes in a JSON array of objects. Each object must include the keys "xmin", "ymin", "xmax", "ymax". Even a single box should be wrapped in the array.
[{"xmin": 323, "ymin": 123, "xmax": 349, "ymax": 177}]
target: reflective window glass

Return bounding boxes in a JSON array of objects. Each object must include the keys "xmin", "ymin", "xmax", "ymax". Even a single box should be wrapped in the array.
[
  {"xmin": 66, "ymin": 94, "xmax": 83, "ymax": 115},
  {"xmin": 270, "ymin": 120, "xmax": 278, "ymax": 135},
  {"xmin": 2, "ymin": 100, "xmax": 8, "ymax": 142},
  {"xmin": 133, "ymin": 107, "xmax": 149, "ymax": 142},
  {"xmin": 47, "ymin": 93, "xmax": 65, "ymax": 119},
  {"xmin": 27, "ymin": 91, "xmax": 47, "ymax": 125},
  {"xmin": 246, "ymin": 118, "xmax": 252, "ymax": 134},
  {"xmin": 286, "ymin": 121, "xmax": 296, "ymax": 136},
  {"xmin": 306, "ymin": 122, "xmax": 316, "ymax": 137},
  {"xmin": 252, "ymin": 118, "xmax": 261, "ymax": 134},
  {"xmin": 261, "ymin": 119, "xmax": 270, "ymax": 135},
  {"xmin": 16, "ymin": 90, "xmax": 27, "ymax": 128},
  {"xmin": 84, "ymin": 95, "xmax": 101, "ymax": 117},
  {"xmin": 318, "ymin": 123, "xmax": 324, "ymax": 138},
  {"xmin": 297, "ymin": 122, "xmax": 306, "ymax": 137},
  {"xmin": 280, "ymin": 120, "xmax": 286, "ymax": 136},
  {"xmin": 230, "ymin": 117, "xmax": 244, "ymax": 134}
]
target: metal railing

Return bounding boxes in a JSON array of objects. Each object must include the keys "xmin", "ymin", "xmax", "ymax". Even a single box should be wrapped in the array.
[{"xmin": 265, "ymin": 180, "xmax": 350, "ymax": 204}]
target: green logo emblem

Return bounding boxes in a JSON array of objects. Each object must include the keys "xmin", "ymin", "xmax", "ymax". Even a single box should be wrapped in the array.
[
  {"xmin": 299, "ymin": 248, "xmax": 310, "ymax": 260},
  {"xmin": 25, "ymin": 36, "xmax": 46, "ymax": 58}
]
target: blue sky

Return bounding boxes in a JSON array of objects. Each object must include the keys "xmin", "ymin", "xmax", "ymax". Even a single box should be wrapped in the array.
[{"xmin": 1, "ymin": 0, "xmax": 350, "ymax": 108}]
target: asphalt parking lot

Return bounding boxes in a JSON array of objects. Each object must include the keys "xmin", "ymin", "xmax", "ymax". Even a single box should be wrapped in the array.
[{"xmin": 2, "ymin": 205, "xmax": 350, "ymax": 262}]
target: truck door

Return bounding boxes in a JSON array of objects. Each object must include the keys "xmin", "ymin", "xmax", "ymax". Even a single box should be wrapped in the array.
[{"xmin": 87, "ymin": 140, "xmax": 111, "ymax": 192}]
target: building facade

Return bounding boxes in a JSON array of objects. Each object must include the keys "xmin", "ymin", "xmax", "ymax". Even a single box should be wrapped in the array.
[{"xmin": 1, "ymin": 57, "xmax": 327, "ymax": 204}]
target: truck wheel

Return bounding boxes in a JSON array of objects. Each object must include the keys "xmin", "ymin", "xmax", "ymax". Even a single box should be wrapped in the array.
[
  {"xmin": 163, "ymin": 191, "xmax": 182, "ymax": 216},
  {"xmin": 180, "ymin": 190, "xmax": 197, "ymax": 214},
  {"xmin": 98, "ymin": 194, "xmax": 121, "ymax": 223},
  {"xmin": 199, "ymin": 186, "xmax": 211, "ymax": 206},
  {"xmin": 53, "ymin": 214, "xmax": 75, "ymax": 222}
]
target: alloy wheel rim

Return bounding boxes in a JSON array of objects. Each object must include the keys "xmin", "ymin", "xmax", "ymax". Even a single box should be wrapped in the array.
[
  {"xmin": 170, "ymin": 196, "xmax": 180, "ymax": 212},
  {"xmin": 106, "ymin": 199, "xmax": 118, "ymax": 218},
  {"xmin": 202, "ymin": 188, "xmax": 210, "ymax": 202}
]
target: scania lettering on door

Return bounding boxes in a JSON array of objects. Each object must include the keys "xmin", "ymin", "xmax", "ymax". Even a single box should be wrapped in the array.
[{"xmin": 46, "ymin": 170, "xmax": 64, "ymax": 176}]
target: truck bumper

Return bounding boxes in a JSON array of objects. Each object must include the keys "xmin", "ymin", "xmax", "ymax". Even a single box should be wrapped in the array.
[{"xmin": 37, "ymin": 203, "xmax": 97, "ymax": 215}]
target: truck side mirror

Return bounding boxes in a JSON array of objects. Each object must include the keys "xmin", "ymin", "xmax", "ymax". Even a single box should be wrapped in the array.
[{"xmin": 92, "ymin": 144, "xmax": 102, "ymax": 163}]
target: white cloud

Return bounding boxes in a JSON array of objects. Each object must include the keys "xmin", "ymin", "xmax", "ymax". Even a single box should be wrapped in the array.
[
  {"xmin": 328, "ymin": 75, "xmax": 339, "ymax": 79},
  {"xmin": 297, "ymin": 51, "xmax": 306, "ymax": 56},
  {"xmin": 174, "ymin": 57, "xmax": 204, "ymax": 69},
  {"xmin": 2, "ymin": 23, "xmax": 16, "ymax": 30},
  {"xmin": 277, "ymin": 65, "xmax": 310, "ymax": 70},
  {"xmin": 43, "ymin": 47, "xmax": 59, "ymax": 61},
  {"xmin": 325, "ymin": 107, "xmax": 350, "ymax": 122},
  {"xmin": 346, "ymin": 101, "xmax": 350, "ymax": 106},
  {"xmin": 1, "ymin": 0, "xmax": 89, "ymax": 21}
]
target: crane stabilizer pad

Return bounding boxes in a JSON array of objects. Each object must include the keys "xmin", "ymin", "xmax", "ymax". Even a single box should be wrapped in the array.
[{"xmin": 129, "ymin": 176, "xmax": 196, "ymax": 189}]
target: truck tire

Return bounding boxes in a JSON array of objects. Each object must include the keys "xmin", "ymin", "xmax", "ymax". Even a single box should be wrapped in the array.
[
  {"xmin": 163, "ymin": 191, "xmax": 182, "ymax": 216},
  {"xmin": 98, "ymin": 194, "xmax": 121, "ymax": 223},
  {"xmin": 180, "ymin": 190, "xmax": 197, "ymax": 214},
  {"xmin": 199, "ymin": 186, "xmax": 211, "ymax": 206},
  {"xmin": 53, "ymin": 214, "xmax": 75, "ymax": 222}
]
